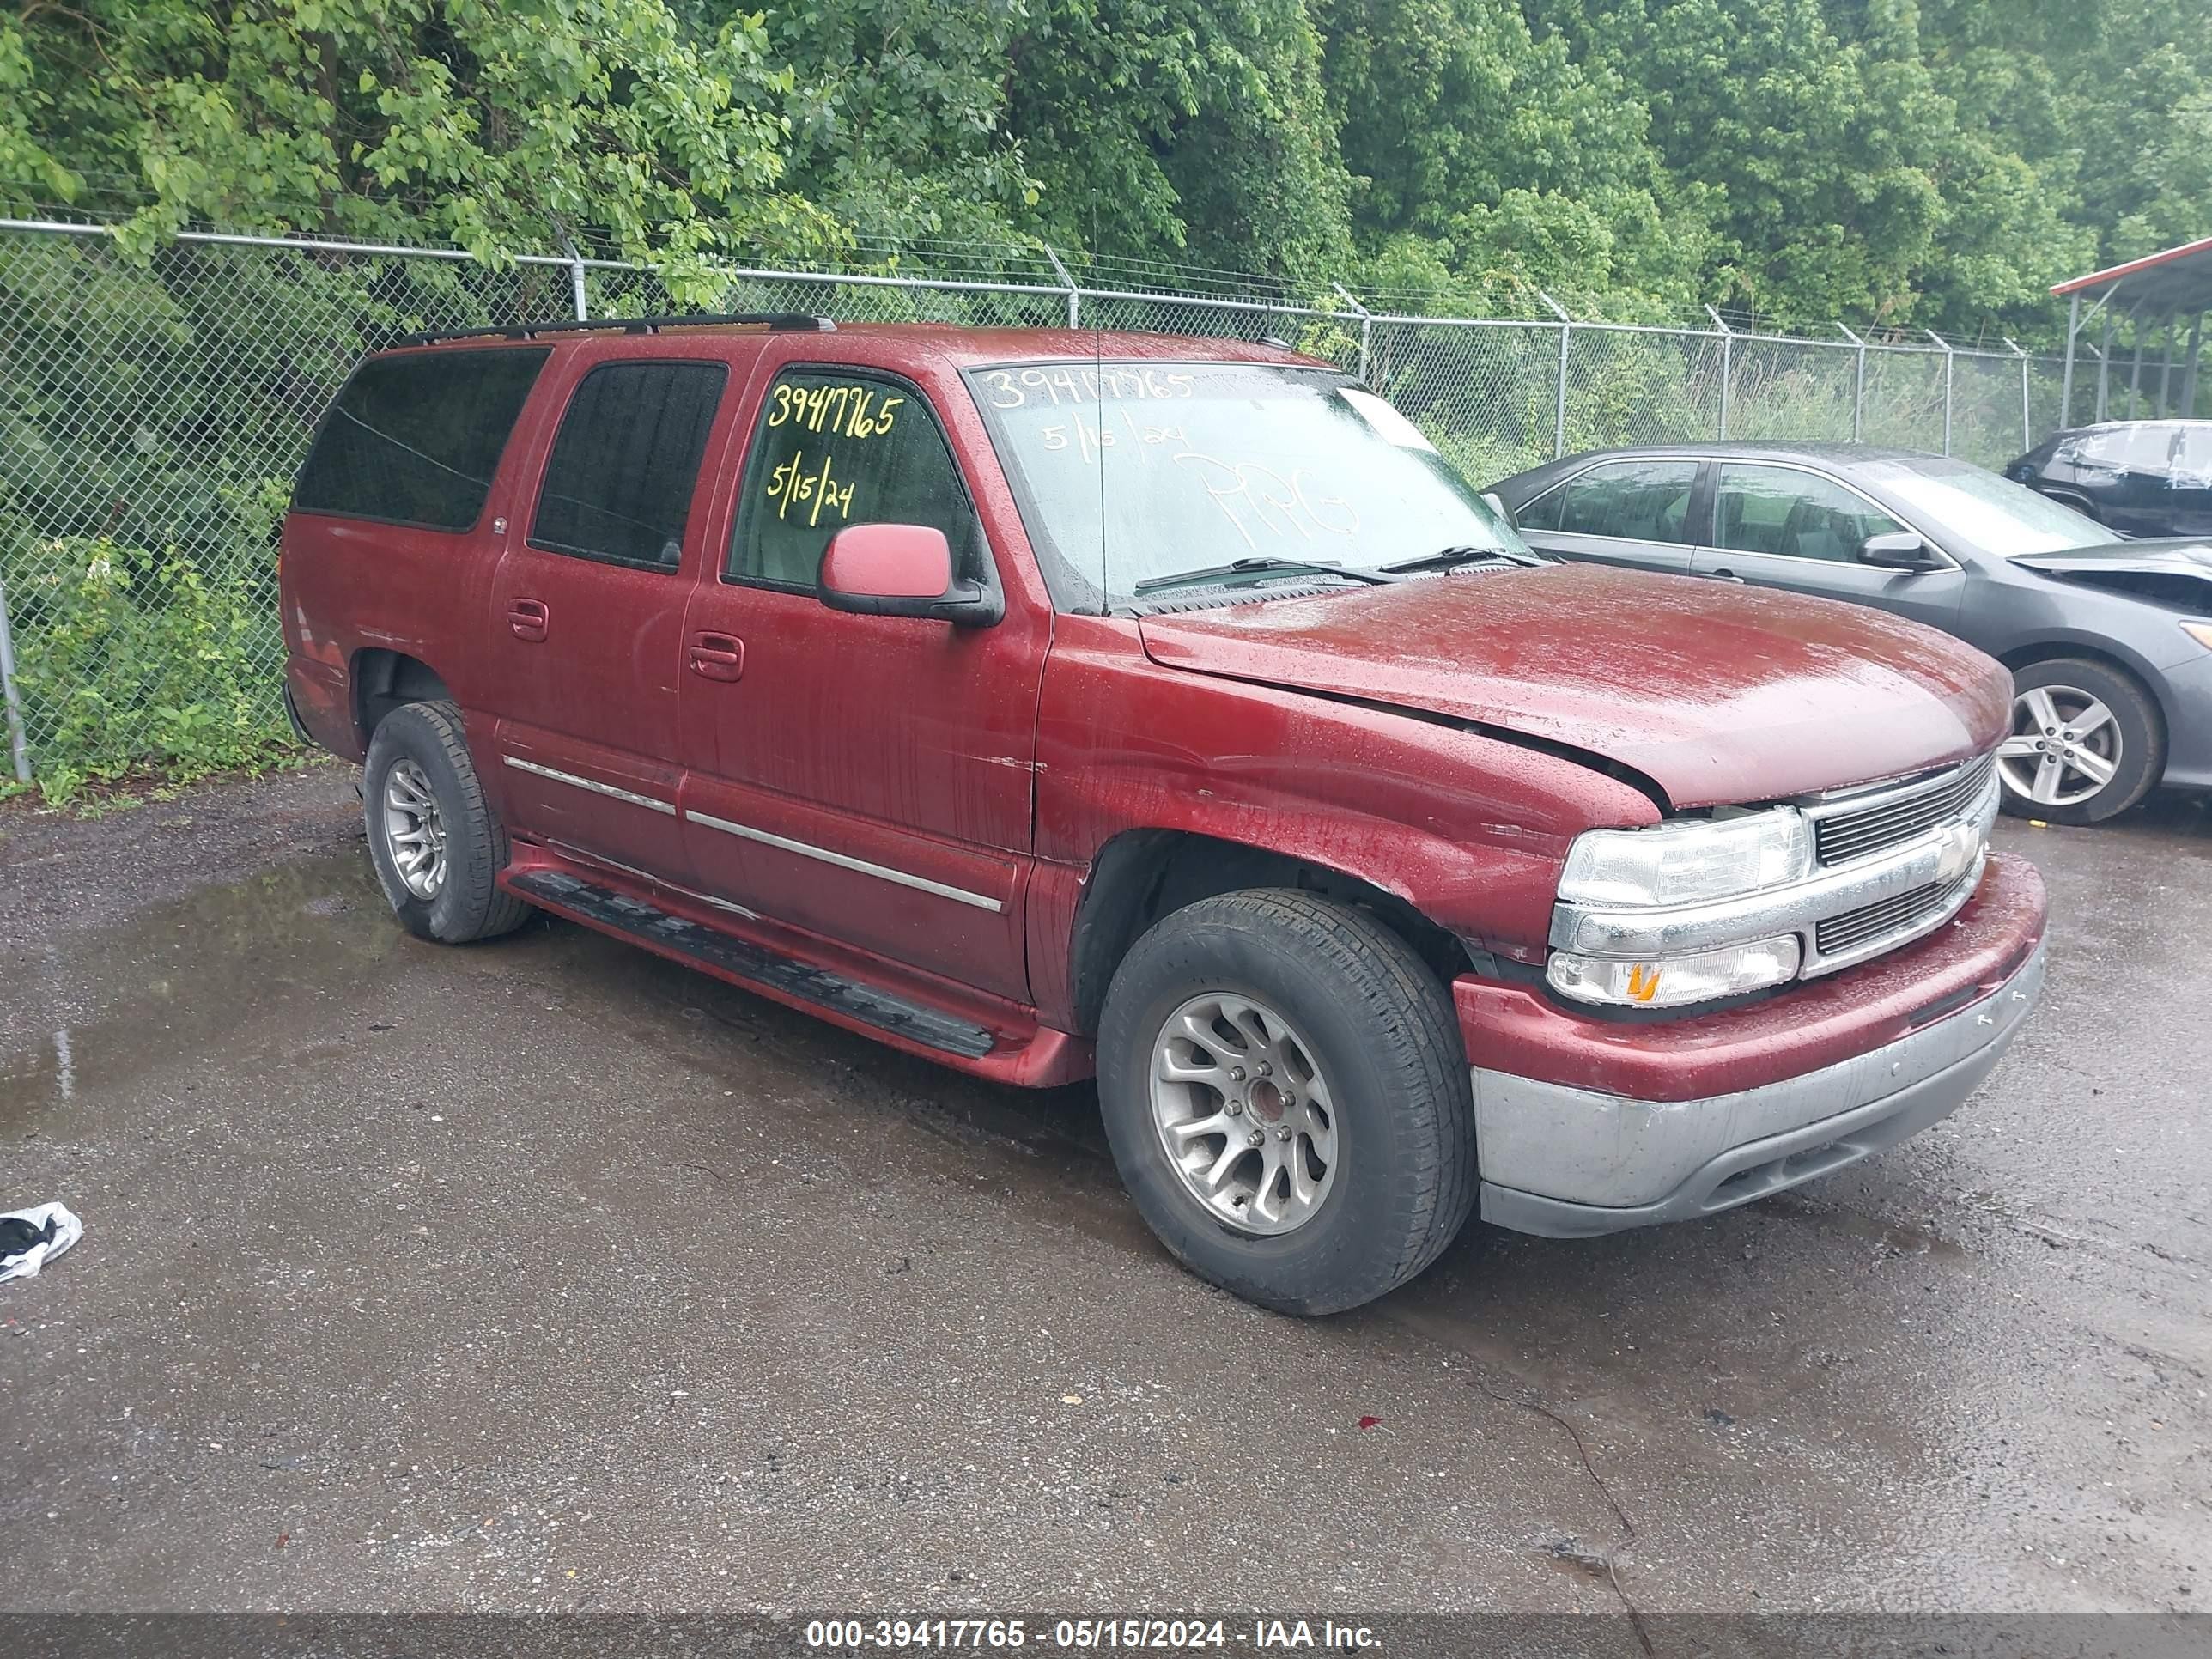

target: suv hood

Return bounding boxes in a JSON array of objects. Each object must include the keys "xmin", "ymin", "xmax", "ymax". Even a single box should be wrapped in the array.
[{"xmin": 1137, "ymin": 565, "xmax": 2009, "ymax": 809}]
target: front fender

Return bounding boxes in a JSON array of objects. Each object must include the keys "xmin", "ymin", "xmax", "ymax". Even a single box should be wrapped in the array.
[{"xmin": 1029, "ymin": 616, "xmax": 1660, "ymax": 1025}]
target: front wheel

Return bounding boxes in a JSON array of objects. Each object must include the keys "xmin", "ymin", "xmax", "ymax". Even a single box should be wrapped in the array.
[
  {"xmin": 1996, "ymin": 659, "xmax": 2163, "ymax": 826},
  {"xmin": 1096, "ymin": 890, "xmax": 1476, "ymax": 1316}
]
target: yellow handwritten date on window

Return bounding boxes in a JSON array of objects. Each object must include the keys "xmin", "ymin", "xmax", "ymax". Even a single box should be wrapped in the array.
[
  {"xmin": 766, "ymin": 450, "xmax": 856, "ymax": 527},
  {"xmin": 768, "ymin": 383, "xmax": 904, "ymax": 439}
]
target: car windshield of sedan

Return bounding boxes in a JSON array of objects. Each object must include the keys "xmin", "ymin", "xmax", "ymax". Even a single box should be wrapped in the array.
[
  {"xmin": 1868, "ymin": 460, "xmax": 2115, "ymax": 556},
  {"xmin": 969, "ymin": 362, "xmax": 1534, "ymax": 610}
]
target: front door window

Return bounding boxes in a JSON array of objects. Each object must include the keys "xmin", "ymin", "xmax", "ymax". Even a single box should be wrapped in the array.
[{"xmin": 1715, "ymin": 465, "xmax": 1905, "ymax": 563}]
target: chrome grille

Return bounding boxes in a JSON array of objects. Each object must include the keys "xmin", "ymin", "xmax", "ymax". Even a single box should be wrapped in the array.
[
  {"xmin": 1813, "ymin": 753, "xmax": 1996, "ymax": 866},
  {"xmin": 1814, "ymin": 874, "xmax": 1965, "ymax": 958}
]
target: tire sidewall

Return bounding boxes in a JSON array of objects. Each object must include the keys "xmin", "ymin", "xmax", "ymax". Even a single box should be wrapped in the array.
[
  {"xmin": 2000, "ymin": 659, "xmax": 2162, "ymax": 825},
  {"xmin": 1097, "ymin": 909, "xmax": 1455, "ymax": 1312},
  {"xmin": 362, "ymin": 705, "xmax": 492, "ymax": 941}
]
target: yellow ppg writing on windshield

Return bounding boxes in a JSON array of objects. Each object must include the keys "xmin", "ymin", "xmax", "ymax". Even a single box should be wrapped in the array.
[
  {"xmin": 768, "ymin": 382, "xmax": 903, "ymax": 439},
  {"xmin": 766, "ymin": 450, "xmax": 855, "ymax": 526}
]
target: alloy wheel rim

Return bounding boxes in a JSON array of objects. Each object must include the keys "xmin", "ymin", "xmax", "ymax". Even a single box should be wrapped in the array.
[
  {"xmin": 1148, "ymin": 991, "xmax": 1339, "ymax": 1236},
  {"xmin": 381, "ymin": 757, "xmax": 448, "ymax": 899},
  {"xmin": 1996, "ymin": 684, "xmax": 2121, "ymax": 809}
]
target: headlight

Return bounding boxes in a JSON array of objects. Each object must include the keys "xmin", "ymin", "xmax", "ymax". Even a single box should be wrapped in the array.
[
  {"xmin": 1557, "ymin": 809, "xmax": 1812, "ymax": 909},
  {"xmin": 1548, "ymin": 935, "xmax": 1802, "ymax": 1009}
]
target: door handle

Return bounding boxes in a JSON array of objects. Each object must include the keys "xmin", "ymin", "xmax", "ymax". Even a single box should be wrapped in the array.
[
  {"xmin": 688, "ymin": 631, "xmax": 744, "ymax": 682},
  {"xmin": 507, "ymin": 599, "xmax": 550, "ymax": 641},
  {"xmin": 1702, "ymin": 569, "xmax": 1747, "ymax": 583}
]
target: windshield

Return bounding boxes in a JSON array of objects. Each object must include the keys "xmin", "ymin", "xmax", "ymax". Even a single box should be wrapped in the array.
[
  {"xmin": 1867, "ymin": 460, "xmax": 2114, "ymax": 556},
  {"xmin": 968, "ymin": 362, "xmax": 1533, "ymax": 610}
]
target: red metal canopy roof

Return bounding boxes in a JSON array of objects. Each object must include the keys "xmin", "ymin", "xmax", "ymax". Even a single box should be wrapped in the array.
[{"xmin": 2051, "ymin": 235, "xmax": 2212, "ymax": 320}]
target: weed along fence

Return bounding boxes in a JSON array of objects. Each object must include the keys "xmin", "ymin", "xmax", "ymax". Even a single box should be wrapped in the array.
[{"xmin": 0, "ymin": 217, "xmax": 2088, "ymax": 796}]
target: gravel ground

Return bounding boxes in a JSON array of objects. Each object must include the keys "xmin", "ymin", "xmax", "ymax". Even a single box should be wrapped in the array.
[{"xmin": 1, "ymin": 766, "xmax": 2207, "ymax": 1622}]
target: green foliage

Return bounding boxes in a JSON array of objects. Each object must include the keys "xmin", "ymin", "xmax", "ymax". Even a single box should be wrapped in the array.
[
  {"xmin": 3, "ymin": 0, "xmax": 2204, "ymax": 324},
  {"xmin": 0, "ymin": 0, "xmax": 2202, "ymax": 799},
  {"xmin": 1319, "ymin": 0, "xmax": 1705, "ymax": 309},
  {"xmin": 5, "ymin": 537, "xmax": 299, "ymax": 805},
  {"xmin": 0, "ymin": 0, "xmax": 832, "ymax": 301}
]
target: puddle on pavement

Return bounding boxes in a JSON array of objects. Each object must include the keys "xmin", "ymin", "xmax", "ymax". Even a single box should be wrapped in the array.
[
  {"xmin": 1761, "ymin": 1193, "xmax": 1968, "ymax": 1261},
  {"xmin": 2, "ymin": 849, "xmax": 405, "ymax": 1132},
  {"xmin": 2, "ymin": 839, "xmax": 1135, "ymax": 1253}
]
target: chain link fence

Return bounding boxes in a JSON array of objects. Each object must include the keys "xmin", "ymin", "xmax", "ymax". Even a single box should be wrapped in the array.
[{"xmin": 0, "ymin": 218, "xmax": 2099, "ymax": 793}]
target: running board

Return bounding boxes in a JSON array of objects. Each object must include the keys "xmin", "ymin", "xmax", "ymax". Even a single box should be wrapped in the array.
[{"xmin": 509, "ymin": 869, "xmax": 997, "ymax": 1060}]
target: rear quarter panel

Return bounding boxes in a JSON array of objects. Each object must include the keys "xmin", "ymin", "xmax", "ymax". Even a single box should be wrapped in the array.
[{"xmin": 279, "ymin": 342, "xmax": 562, "ymax": 763}]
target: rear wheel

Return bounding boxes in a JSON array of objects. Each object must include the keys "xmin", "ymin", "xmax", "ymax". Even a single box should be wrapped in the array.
[
  {"xmin": 363, "ymin": 700, "xmax": 532, "ymax": 942},
  {"xmin": 1096, "ymin": 890, "xmax": 1476, "ymax": 1316},
  {"xmin": 1996, "ymin": 659, "xmax": 2163, "ymax": 826}
]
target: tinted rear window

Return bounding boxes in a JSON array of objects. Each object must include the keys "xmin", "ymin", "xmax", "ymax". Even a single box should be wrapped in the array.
[
  {"xmin": 529, "ymin": 361, "xmax": 728, "ymax": 568},
  {"xmin": 293, "ymin": 348, "xmax": 550, "ymax": 531}
]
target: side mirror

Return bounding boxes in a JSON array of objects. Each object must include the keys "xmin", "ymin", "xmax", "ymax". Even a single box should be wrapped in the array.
[
  {"xmin": 1860, "ymin": 531, "xmax": 1946, "ymax": 573},
  {"xmin": 817, "ymin": 523, "xmax": 1003, "ymax": 626},
  {"xmin": 1481, "ymin": 489, "xmax": 1516, "ymax": 527}
]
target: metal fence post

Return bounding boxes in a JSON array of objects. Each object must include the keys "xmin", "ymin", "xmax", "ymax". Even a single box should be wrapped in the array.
[
  {"xmin": 2005, "ymin": 337, "xmax": 2031, "ymax": 452},
  {"xmin": 2184, "ymin": 311, "xmax": 2204, "ymax": 418},
  {"xmin": 1332, "ymin": 283, "xmax": 1372, "ymax": 386},
  {"xmin": 562, "ymin": 236, "xmax": 588, "ymax": 320},
  {"xmin": 1705, "ymin": 306, "xmax": 1733, "ymax": 439},
  {"xmin": 2099, "ymin": 303, "xmax": 2115, "ymax": 420},
  {"xmin": 1539, "ymin": 291, "xmax": 1571, "ymax": 458},
  {"xmin": 1041, "ymin": 244, "xmax": 1079, "ymax": 330},
  {"xmin": 1837, "ymin": 323, "xmax": 1867, "ymax": 441},
  {"xmin": 2128, "ymin": 310, "xmax": 2148, "ymax": 417},
  {"xmin": 0, "ymin": 568, "xmax": 31, "ymax": 785},
  {"xmin": 1925, "ymin": 330, "xmax": 1955, "ymax": 455},
  {"xmin": 2059, "ymin": 292, "xmax": 2080, "ymax": 428}
]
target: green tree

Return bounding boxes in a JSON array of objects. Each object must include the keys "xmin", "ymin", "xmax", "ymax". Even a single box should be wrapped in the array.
[
  {"xmin": 755, "ymin": 0, "xmax": 1042, "ymax": 250},
  {"xmin": 1316, "ymin": 0, "xmax": 1705, "ymax": 309},
  {"xmin": 0, "ymin": 0, "xmax": 825, "ymax": 301}
]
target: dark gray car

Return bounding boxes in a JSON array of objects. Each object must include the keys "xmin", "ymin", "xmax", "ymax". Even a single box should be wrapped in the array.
[{"xmin": 1488, "ymin": 442, "xmax": 2212, "ymax": 824}]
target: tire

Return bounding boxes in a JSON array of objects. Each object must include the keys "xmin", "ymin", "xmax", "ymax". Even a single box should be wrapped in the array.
[
  {"xmin": 362, "ymin": 699, "xmax": 532, "ymax": 943},
  {"xmin": 1095, "ymin": 889, "xmax": 1476, "ymax": 1316},
  {"xmin": 1996, "ymin": 658, "xmax": 2164, "ymax": 826}
]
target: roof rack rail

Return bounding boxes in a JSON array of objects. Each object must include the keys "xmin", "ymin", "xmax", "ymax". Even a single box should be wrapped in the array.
[{"xmin": 392, "ymin": 313, "xmax": 837, "ymax": 348}]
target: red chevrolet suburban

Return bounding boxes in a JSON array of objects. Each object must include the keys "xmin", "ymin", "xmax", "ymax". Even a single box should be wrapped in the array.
[{"xmin": 281, "ymin": 315, "xmax": 2048, "ymax": 1315}]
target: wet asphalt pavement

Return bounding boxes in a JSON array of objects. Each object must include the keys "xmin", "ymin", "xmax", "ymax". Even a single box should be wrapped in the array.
[{"xmin": 0, "ymin": 765, "xmax": 2206, "ymax": 1618}]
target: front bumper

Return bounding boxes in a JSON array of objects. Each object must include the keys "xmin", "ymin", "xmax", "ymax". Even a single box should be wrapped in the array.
[
  {"xmin": 1458, "ymin": 854, "xmax": 2047, "ymax": 1237},
  {"xmin": 2154, "ymin": 645, "xmax": 2212, "ymax": 791}
]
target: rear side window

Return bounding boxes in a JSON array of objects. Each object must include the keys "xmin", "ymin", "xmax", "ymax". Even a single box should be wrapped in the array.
[
  {"xmin": 294, "ymin": 348, "xmax": 550, "ymax": 531},
  {"xmin": 2069, "ymin": 424, "xmax": 2176, "ymax": 472},
  {"xmin": 2175, "ymin": 424, "xmax": 2212, "ymax": 486},
  {"xmin": 530, "ymin": 362, "xmax": 728, "ymax": 570},
  {"xmin": 1519, "ymin": 459, "xmax": 1698, "ymax": 543}
]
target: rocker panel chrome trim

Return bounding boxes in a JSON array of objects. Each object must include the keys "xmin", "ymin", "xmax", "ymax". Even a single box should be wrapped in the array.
[
  {"xmin": 684, "ymin": 810, "xmax": 1006, "ymax": 913},
  {"xmin": 502, "ymin": 755, "xmax": 677, "ymax": 816}
]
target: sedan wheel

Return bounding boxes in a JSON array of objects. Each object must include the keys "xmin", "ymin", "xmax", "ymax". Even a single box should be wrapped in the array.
[
  {"xmin": 1993, "ymin": 659, "xmax": 2164, "ymax": 826},
  {"xmin": 1996, "ymin": 684, "xmax": 2120, "ymax": 810}
]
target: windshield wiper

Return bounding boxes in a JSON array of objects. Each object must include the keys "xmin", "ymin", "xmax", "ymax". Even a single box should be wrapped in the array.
[
  {"xmin": 1379, "ymin": 544, "xmax": 1550, "ymax": 575},
  {"xmin": 1133, "ymin": 556, "xmax": 1392, "ymax": 595}
]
